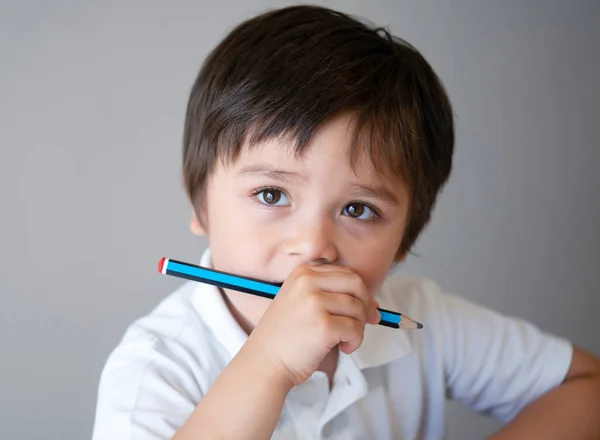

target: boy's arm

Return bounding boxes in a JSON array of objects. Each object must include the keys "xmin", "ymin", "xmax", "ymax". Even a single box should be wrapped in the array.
[
  {"xmin": 433, "ymin": 285, "xmax": 599, "ymax": 438},
  {"xmin": 173, "ymin": 339, "xmax": 293, "ymax": 440},
  {"xmin": 174, "ymin": 264, "xmax": 379, "ymax": 440},
  {"xmin": 489, "ymin": 345, "xmax": 600, "ymax": 440}
]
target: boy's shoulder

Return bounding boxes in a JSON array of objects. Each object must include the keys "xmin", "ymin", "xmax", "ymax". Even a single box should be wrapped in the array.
[
  {"xmin": 93, "ymin": 282, "xmax": 226, "ymax": 436},
  {"xmin": 98, "ymin": 281, "xmax": 228, "ymax": 398},
  {"xmin": 377, "ymin": 273, "xmax": 505, "ymax": 326},
  {"xmin": 377, "ymin": 273, "xmax": 450, "ymax": 323},
  {"xmin": 377, "ymin": 273, "xmax": 572, "ymax": 421},
  {"xmin": 117, "ymin": 281, "xmax": 207, "ymax": 349},
  {"xmin": 379, "ymin": 273, "xmax": 440, "ymax": 300}
]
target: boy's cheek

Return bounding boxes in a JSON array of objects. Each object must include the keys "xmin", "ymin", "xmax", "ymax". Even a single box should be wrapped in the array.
[{"xmin": 210, "ymin": 228, "xmax": 279, "ymax": 277}]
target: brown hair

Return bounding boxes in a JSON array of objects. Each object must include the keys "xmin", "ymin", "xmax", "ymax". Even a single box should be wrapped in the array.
[{"xmin": 183, "ymin": 5, "xmax": 454, "ymax": 256}]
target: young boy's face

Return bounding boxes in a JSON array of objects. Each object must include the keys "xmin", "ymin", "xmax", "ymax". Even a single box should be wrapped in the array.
[{"xmin": 191, "ymin": 113, "xmax": 410, "ymax": 326}]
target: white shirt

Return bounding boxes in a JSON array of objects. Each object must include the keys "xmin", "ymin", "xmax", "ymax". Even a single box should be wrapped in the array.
[{"xmin": 92, "ymin": 248, "xmax": 572, "ymax": 440}]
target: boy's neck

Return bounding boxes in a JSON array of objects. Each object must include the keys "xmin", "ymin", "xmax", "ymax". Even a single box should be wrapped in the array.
[{"xmin": 220, "ymin": 288, "xmax": 255, "ymax": 335}]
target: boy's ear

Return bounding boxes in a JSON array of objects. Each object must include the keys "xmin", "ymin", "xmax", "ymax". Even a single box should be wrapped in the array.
[{"xmin": 190, "ymin": 211, "xmax": 207, "ymax": 236}]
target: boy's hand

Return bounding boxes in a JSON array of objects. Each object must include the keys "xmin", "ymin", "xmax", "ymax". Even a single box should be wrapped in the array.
[{"xmin": 245, "ymin": 264, "xmax": 381, "ymax": 387}]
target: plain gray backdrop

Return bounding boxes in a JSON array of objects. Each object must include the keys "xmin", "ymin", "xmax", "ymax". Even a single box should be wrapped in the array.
[{"xmin": 1, "ymin": 1, "xmax": 598, "ymax": 439}]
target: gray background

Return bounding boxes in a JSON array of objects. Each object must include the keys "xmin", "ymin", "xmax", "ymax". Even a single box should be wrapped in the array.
[{"xmin": 1, "ymin": 1, "xmax": 598, "ymax": 439}]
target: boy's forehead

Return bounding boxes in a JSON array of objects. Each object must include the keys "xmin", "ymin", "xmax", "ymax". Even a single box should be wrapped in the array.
[
  {"xmin": 227, "ymin": 114, "xmax": 401, "ymax": 183},
  {"xmin": 230, "ymin": 135, "xmax": 387, "ymax": 183},
  {"xmin": 220, "ymin": 139, "xmax": 408, "ymax": 210}
]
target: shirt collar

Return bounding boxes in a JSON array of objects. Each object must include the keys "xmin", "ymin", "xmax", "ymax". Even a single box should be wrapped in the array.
[
  {"xmin": 191, "ymin": 247, "xmax": 413, "ymax": 368},
  {"xmin": 349, "ymin": 313, "xmax": 413, "ymax": 369}
]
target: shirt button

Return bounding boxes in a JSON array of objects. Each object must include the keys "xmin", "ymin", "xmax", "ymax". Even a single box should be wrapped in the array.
[{"xmin": 323, "ymin": 424, "xmax": 332, "ymax": 437}]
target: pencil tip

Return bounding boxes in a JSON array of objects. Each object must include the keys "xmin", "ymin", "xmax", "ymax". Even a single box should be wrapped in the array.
[{"xmin": 417, "ymin": 322, "xmax": 423, "ymax": 329}]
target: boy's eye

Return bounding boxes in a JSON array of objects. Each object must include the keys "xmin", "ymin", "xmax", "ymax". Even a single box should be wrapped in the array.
[
  {"xmin": 343, "ymin": 202, "xmax": 379, "ymax": 221},
  {"xmin": 252, "ymin": 188, "xmax": 380, "ymax": 221},
  {"xmin": 255, "ymin": 188, "xmax": 290, "ymax": 206}
]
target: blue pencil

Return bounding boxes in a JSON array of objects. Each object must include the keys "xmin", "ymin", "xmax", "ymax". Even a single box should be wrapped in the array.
[{"xmin": 158, "ymin": 257, "xmax": 422, "ymax": 329}]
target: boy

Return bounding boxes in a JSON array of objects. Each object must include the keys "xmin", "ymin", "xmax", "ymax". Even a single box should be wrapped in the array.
[{"xmin": 92, "ymin": 5, "xmax": 600, "ymax": 440}]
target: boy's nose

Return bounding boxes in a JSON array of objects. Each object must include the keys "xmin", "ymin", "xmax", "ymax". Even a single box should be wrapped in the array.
[{"xmin": 283, "ymin": 216, "xmax": 339, "ymax": 265}]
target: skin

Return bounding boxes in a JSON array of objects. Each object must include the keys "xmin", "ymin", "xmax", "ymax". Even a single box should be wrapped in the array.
[{"xmin": 174, "ymin": 113, "xmax": 600, "ymax": 440}]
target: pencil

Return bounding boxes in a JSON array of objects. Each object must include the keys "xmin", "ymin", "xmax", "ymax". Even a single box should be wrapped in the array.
[{"xmin": 158, "ymin": 257, "xmax": 423, "ymax": 329}]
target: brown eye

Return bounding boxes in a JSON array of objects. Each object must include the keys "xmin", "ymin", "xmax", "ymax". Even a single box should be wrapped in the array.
[
  {"xmin": 263, "ymin": 190, "xmax": 281, "ymax": 204},
  {"xmin": 254, "ymin": 188, "xmax": 289, "ymax": 206},
  {"xmin": 345, "ymin": 203, "xmax": 364, "ymax": 218},
  {"xmin": 343, "ymin": 202, "xmax": 379, "ymax": 221}
]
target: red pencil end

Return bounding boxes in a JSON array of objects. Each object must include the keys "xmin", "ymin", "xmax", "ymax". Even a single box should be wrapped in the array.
[{"xmin": 158, "ymin": 257, "xmax": 166, "ymax": 274}]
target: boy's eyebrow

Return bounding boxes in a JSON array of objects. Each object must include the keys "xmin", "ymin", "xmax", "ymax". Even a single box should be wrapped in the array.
[
  {"xmin": 237, "ymin": 164, "xmax": 400, "ymax": 205},
  {"xmin": 236, "ymin": 164, "xmax": 307, "ymax": 182},
  {"xmin": 348, "ymin": 183, "xmax": 400, "ymax": 206}
]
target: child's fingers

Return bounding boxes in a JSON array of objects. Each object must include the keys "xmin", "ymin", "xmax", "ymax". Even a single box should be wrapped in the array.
[
  {"xmin": 309, "ymin": 271, "xmax": 379, "ymax": 322},
  {"xmin": 324, "ymin": 315, "xmax": 365, "ymax": 354},
  {"xmin": 284, "ymin": 265, "xmax": 379, "ymax": 323},
  {"xmin": 316, "ymin": 291, "xmax": 380, "ymax": 325},
  {"xmin": 306, "ymin": 264, "xmax": 353, "ymax": 274},
  {"xmin": 309, "ymin": 270, "xmax": 368, "ymax": 297},
  {"xmin": 315, "ymin": 291, "xmax": 368, "ymax": 324}
]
